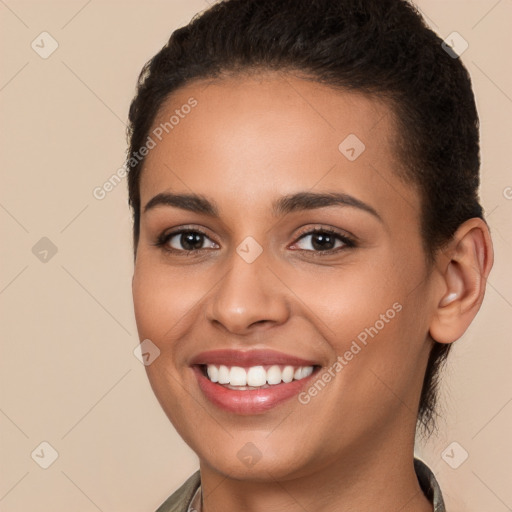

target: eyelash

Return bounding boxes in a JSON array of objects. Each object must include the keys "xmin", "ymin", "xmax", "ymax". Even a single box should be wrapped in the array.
[{"xmin": 152, "ymin": 226, "xmax": 356, "ymax": 258}]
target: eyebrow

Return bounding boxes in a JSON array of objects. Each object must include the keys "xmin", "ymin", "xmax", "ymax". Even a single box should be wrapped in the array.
[{"xmin": 143, "ymin": 191, "xmax": 382, "ymax": 222}]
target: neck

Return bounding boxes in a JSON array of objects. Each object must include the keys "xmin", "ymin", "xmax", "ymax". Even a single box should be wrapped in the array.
[{"xmin": 198, "ymin": 419, "xmax": 433, "ymax": 512}]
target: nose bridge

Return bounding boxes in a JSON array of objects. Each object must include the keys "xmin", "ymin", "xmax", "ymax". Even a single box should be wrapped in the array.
[{"xmin": 206, "ymin": 240, "xmax": 290, "ymax": 333}]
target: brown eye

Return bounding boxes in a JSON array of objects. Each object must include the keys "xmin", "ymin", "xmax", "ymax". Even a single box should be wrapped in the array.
[
  {"xmin": 291, "ymin": 228, "xmax": 355, "ymax": 255},
  {"xmin": 171, "ymin": 231, "xmax": 208, "ymax": 251},
  {"xmin": 155, "ymin": 228, "xmax": 219, "ymax": 254}
]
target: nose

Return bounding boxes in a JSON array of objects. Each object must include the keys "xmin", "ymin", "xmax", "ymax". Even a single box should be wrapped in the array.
[{"xmin": 205, "ymin": 249, "xmax": 291, "ymax": 335}]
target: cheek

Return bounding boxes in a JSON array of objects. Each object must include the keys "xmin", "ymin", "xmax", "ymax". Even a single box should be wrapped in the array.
[
  {"xmin": 132, "ymin": 260, "xmax": 205, "ymax": 431},
  {"xmin": 293, "ymin": 255, "xmax": 427, "ymax": 399},
  {"xmin": 132, "ymin": 257, "xmax": 204, "ymax": 344},
  {"xmin": 288, "ymin": 259, "xmax": 404, "ymax": 342}
]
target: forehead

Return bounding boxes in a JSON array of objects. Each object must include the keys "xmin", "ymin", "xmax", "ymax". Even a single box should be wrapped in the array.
[{"xmin": 139, "ymin": 72, "xmax": 419, "ymax": 225}]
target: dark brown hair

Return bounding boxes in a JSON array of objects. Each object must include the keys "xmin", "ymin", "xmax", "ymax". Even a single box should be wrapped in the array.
[{"xmin": 126, "ymin": 0, "xmax": 485, "ymax": 436}]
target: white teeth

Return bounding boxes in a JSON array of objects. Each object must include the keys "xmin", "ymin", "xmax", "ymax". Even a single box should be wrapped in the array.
[
  {"xmin": 207, "ymin": 365, "xmax": 219, "ymax": 383},
  {"xmin": 267, "ymin": 365, "xmax": 282, "ymax": 385},
  {"xmin": 218, "ymin": 365, "xmax": 230, "ymax": 384},
  {"xmin": 229, "ymin": 366, "xmax": 247, "ymax": 386},
  {"xmin": 204, "ymin": 364, "xmax": 315, "ymax": 387},
  {"xmin": 247, "ymin": 366, "xmax": 267, "ymax": 387},
  {"xmin": 282, "ymin": 365, "xmax": 294, "ymax": 383},
  {"xmin": 302, "ymin": 366, "xmax": 313, "ymax": 378}
]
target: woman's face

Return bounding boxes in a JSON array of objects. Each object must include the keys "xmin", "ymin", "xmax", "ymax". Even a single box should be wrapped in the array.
[{"xmin": 132, "ymin": 72, "xmax": 437, "ymax": 479}]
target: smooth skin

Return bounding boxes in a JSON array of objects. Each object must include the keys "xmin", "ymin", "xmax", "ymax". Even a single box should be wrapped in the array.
[{"xmin": 132, "ymin": 71, "xmax": 493, "ymax": 512}]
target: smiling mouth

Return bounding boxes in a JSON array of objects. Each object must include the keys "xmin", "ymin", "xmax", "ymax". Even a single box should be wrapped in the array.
[{"xmin": 198, "ymin": 363, "xmax": 319, "ymax": 390}]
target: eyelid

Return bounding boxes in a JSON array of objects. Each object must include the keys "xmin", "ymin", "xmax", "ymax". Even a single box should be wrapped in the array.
[
  {"xmin": 155, "ymin": 225, "xmax": 218, "ymax": 251},
  {"xmin": 292, "ymin": 224, "xmax": 357, "ymax": 243},
  {"xmin": 289, "ymin": 226, "xmax": 356, "ymax": 255},
  {"xmin": 158, "ymin": 224, "xmax": 214, "ymax": 238},
  {"xmin": 154, "ymin": 224, "xmax": 357, "ymax": 255}
]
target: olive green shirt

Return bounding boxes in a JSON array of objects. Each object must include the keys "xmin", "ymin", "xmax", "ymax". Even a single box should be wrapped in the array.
[{"xmin": 155, "ymin": 457, "xmax": 446, "ymax": 512}]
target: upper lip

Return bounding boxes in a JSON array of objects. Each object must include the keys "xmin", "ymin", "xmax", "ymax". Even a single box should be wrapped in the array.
[{"xmin": 190, "ymin": 349, "xmax": 319, "ymax": 367}]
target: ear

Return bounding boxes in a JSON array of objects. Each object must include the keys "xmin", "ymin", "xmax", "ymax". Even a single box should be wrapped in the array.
[{"xmin": 429, "ymin": 218, "xmax": 494, "ymax": 344}]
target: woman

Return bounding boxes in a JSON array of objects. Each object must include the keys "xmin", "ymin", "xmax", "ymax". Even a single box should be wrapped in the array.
[{"xmin": 127, "ymin": 0, "xmax": 494, "ymax": 510}]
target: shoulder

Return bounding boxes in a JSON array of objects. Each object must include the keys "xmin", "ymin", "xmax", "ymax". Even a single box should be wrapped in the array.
[
  {"xmin": 414, "ymin": 457, "xmax": 446, "ymax": 512},
  {"xmin": 154, "ymin": 471, "xmax": 201, "ymax": 512}
]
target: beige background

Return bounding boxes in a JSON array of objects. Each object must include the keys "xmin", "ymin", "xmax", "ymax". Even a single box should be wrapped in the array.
[{"xmin": 0, "ymin": 0, "xmax": 510, "ymax": 510}]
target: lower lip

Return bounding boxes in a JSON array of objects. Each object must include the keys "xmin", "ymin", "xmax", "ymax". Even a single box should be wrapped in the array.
[{"xmin": 192, "ymin": 366, "xmax": 318, "ymax": 414}]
